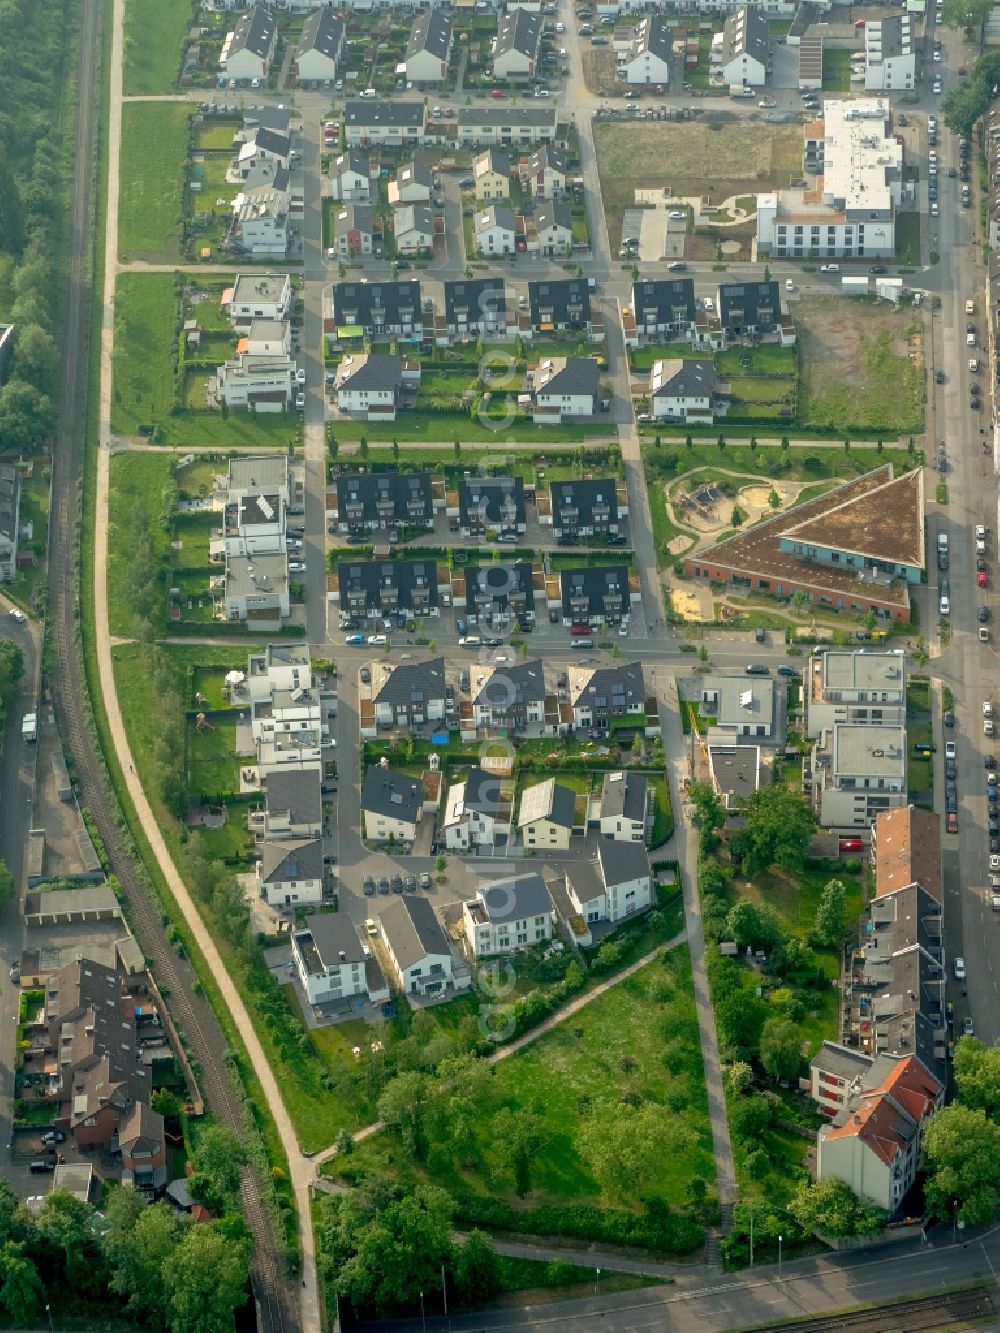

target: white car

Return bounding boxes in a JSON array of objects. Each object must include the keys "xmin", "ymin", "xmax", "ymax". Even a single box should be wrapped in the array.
[
  {"xmin": 785, "ymin": 278, "xmax": 796, "ymax": 291},
  {"xmin": 977, "ymin": 524, "xmax": 988, "ymax": 540},
  {"xmin": 8, "ymin": 608, "xmax": 25, "ymax": 623},
  {"xmin": 945, "ymin": 740, "xmax": 956, "ymax": 759},
  {"xmin": 296, "ymin": 368, "xmax": 306, "ymax": 385},
  {"xmin": 820, "ymin": 263, "xmax": 840, "ymax": 273},
  {"xmin": 954, "ymin": 956, "xmax": 966, "ymax": 980},
  {"xmin": 933, "ymin": 49, "xmax": 942, "ymax": 61},
  {"xmin": 985, "ymin": 701, "xmax": 994, "ymax": 717},
  {"xmin": 992, "ymin": 854, "xmax": 1000, "ymax": 870},
  {"xmin": 367, "ymin": 634, "xmax": 388, "ymax": 646},
  {"xmin": 669, "ymin": 209, "xmax": 686, "ymax": 220},
  {"xmin": 932, "ymin": 79, "xmax": 942, "ymax": 93},
  {"xmin": 931, "ymin": 202, "xmax": 939, "ymax": 216},
  {"xmin": 618, "ymin": 623, "xmax": 629, "ymax": 636},
  {"xmin": 940, "ymin": 595, "xmax": 950, "ymax": 616},
  {"xmin": 288, "ymin": 560, "xmax": 305, "ymax": 573},
  {"xmin": 295, "ymin": 392, "xmax": 305, "ymax": 410}
]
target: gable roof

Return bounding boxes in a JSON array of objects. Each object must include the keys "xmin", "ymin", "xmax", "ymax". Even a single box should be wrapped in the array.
[
  {"xmin": 334, "ymin": 202, "xmax": 375, "ymax": 237},
  {"xmin": 344, "ymin": 100, "xmax": 425, "ymax": 131},
  {"xmin": 229, "ymin": 4, "xmax": 276, "ymax": 62},
  {"xmin": 333, "ymin": 148, "xmax": 370, "ymax": 180},
  {"xmin": 560, "ymin": 565, "xmax": 632, "ymax": 619},
  {"xmin": 495, "ymin": 6, "xmax": 543, "ymax": 60},
  {"xmin": 600, "ymin": 769, "xmax": 647, "ymax": 823},
  {"xmin": 444, "ymin": 277, "xmax": 508, "ymax": 327},
  {"xmin": 536, "ymin": 356, "xmax": 600, "ymax": 401},
  {"xmin": 297, "ymin": 8, "xmax": 344, "ymax": 63},
  {"xmin": 475, "ymin": 147, "xmax": 511, "ymax": 179},
  {"xmin": 397, "ymin": 158, "xmax": 434, "ymax": 191},
  {"xmin": 721, "ymin": 4, "xmax": 769, "ymax": 65},
  {"xmin": 479, "ymin": 873, "xmax": 553, "ymax": 922},
  {"xmin": 448, "ymin": 765, "xmax": 504, "ymax": 817},
  {"xmin": 478, "ymin": 203, "xmax": 517, "ymax": 234},
  {"xmin": 717, "ymin": 280, "xmax": 781, "ymax": 330},
  {"xmin": 529, "ymin": 278, "xmax": 592, "ymax": 328},
  {"xmin": 394, "ymin": 203, "xmax": 435, "ymax": 239},
  {"xmin": 550, "ymin": 478, "xmax": 620, "ymax": 529},
  {"xmin": 823, "ymin": 1053, "xmax": 942, "ymax": 1166},
  {"xmin": 253, "ymin": 127, "xmax": 291, "ymax": 159},
  {"xmin": 380, "ymin": 895, "xmax": 450, "ymax": 970},
  {"xmin": 651, "ymin": 357, "xmax": 717, "ymax": 399},
  {"xmin": 336, "ymin": 469, "xmax": 433, "ymax": 524},
  {"xmin": 119, "ymin": 1101, "xmax": 165, "ymax": 1155},
  {"xmin": 570, "ymin": 660, "xmax": 646, "ymax": 710},
  {"xmin": 632, "ymin": 278, "xmax": 697, "ymax": 325},
  {"xmin": 458, "ymin": 475, "xmax": 525, "ymax": 528},
  {"xmin": 474, "ymin": 658, "xmax": 546, "ymax": 708},
  {"xmin": 260, "ymin": 836, "xmax": 323, "ymax": 885},
  {"xmin": 362, "ymin": 765, "xmax": 423, "ymax": 824},
  {"xmin": 874, "ymin": 805, "xmax": 942, "ymax": 904},
  {"xmin": 339, "ymin": 352, "xmax": 402, "ymax": 395},
  {"xmin": 465, "ymin": 562, "xmax": 536, "ymax": 620},
  {"xmin": 630, "ymin": 14, "xmax": 672, "ymax": 63},
  {"xmin": 781, "ymin": 467, "xmax": 924, "ymax": 570},
  {"xmin": 265, "ymin": 767, "xmax": 322, "ymax": 827},
  {"xmin": 597, "ymin": 837, "xmax": 651, "ymax": 888},
  {"xmin": 374, "ymin": 656, "xmax": 446, "ymax": 706},
  {"xmin": 526, "ymin": 144, "xmax": 567, "ymax": 176},
  {"xmin": 333, "ymin": 280, "xmax": 422, "ymax": 331},
  {"xmin": 337, "ymin": 558, "xmax": 442, "ymax": 612},
  {"xmin": 518, "ymin": 778, "xmax": 576, "ymax": 829},
  {"xmin": 535, "ymin": 199, "xmax": 573, "ymax": 234},
  {"xmin": 407, "ymin": 8, "xmax": 453, "ymax": 60}
]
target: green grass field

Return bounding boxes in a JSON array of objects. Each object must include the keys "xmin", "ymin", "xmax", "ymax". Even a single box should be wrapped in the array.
[
  {"xmin": 122, "ymin": 0, "xmax": 190, "ymax": 94},
  {"xmin": 107, "ymin": 449, "xmax": 176, "ymax": 636},
  {"xmin": 112, "ymin": 273, "xmax": 177, "ymax": 435},
  {"xmin": 118, "ymin": 102, "xmax": 190, "ymax": 262}
]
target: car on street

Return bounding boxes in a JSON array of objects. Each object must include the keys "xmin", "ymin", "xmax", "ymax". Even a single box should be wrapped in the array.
[
  {"xmin": 8, "ymin": 608, "xmax": 25, "ymax": 623},
  {"xmin": 668, "ymin": 260, "xmax": 687, "ymax": 271},
  {"xmin": 946, "ymin": 740, "xmax": 957, "ymax": 759},
  {"xmin": 954, "ymin": 956, "xmax": 966, "ymax": 980},
  {"xmin": 947, "ymin": 811, "xmax": 959, "ymax": 834},
  {"xmin": 458, "ymin": 177, "xmax": 474, "ymax": 189},
  {"xmin": 456, "ymin": 618, "xmax": 467, "ymax": 634},
  {"xmin": 979, "ymin": 571, "xmax": 988, "ymax": 587},
  {"xmin": 296, "ymin": 367, "xmax": 306, "ymax": 385},
  {"xmin": 363, "ymin": 877, "xmax": 375, "ymax": 897},
  {"xmin": 745, "ymin": 664, "xmax": 770, "ymax": 675},
  {"xmin": 944, "ymin": 710, "xmax": 955, "ymax": 728},
  {"xmin": 935, "ymin": 369, "xmax": 945, "ymax": 384},
  {"xmin": 490, "ymin": 88, "xmax": 507, "ymax": 98},
  {"xmin": 962, "ymin": 1017, "xmax": 975, "ymax": 1036},
  {"xmin": 946, "ymin": 760, "xmax": 957, "ymax": 779},
  {"xmin": 367, "ymin": 634, "xmax": 388, "ymax": 646},
  {"xmin": 346, "ymin": 633, "xmax": 364, "ymax": 645},
  {"xmin": 868, "ymin": 265, "xmax": 888, "ymax": 275}
]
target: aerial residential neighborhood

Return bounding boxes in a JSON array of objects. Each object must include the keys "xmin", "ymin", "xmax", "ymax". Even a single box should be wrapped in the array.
[{"xmin": 1, "ymin": 0, "xmax": 1000, "ymax": 1327}]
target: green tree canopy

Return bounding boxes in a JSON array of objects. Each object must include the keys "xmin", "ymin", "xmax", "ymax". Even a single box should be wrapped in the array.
[
  {"xmin": 452, "ymin": 1230, "xmax": 501, "ymax": 1308},
  {"xmin": 813, "ymin": 878, "xmax": 848, "ymax": 947},
  {"xmin": 790, "ymin": 1177, "xmax": 886, "ymax": 1238},
  {"xmin": 941, "ymin": 0, "xmax": 992, "ymax": 31},
  {"xmin": 578, "ymin": 1102, "xmax": 695, "ymax": 1201},
  {"xmin": 189, "ymin": 1125, "xmax": 247, "ymax": 1216},
  {"xmin": 490, "ymin": 1106, "xmax": 545, "ymax": 1197},
  {"xmin": 730, "ymin": 784, "xmax": 817, "ymax": 875},
  {"xmin": 942, "ymin": 50, "xmax": 1000, "ymax": 136},
  {"xmin": 163, "ymin": 1224, "xmax": 251, "ymax": 1333},
  {"xmin": 922, "ymin": 1103, "xmax": 1000, "ymax": 1224},
  {"xmin": 0, "ymin": 1240, "xmax": 43, "ymax": 1326},
  {"xmin": 952, "ymin": 1038, "xmax": 1000, "ymax": 1120},
  {"xmin": 724, "ymin": 899, "xmax": 782, "ymax": 953},
  {"xmin": 759, "ymin": 1016, "xmax": 804, "ymax": 1082},
  {"xmin": 378, "ymin": 1069, "xmax": 432, "ymax": 1158}
]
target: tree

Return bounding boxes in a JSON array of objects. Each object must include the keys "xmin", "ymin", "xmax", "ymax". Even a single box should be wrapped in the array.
[
  {"xmin": 35, "ymin": 1190, "xmax": 108, "ymax": 1297},
  {"xmin": 952, "ymin": 1038, "xmax": 1000, "ymax": 1118},
  {"xmin": 689, "ymin": 781, "xmax": 725, "ymax": 835},
  {"xmin": 813, "ymin": 878, "xmax": 847, "ymax": 947},
  {"xmin": 922, "ymin": 1103, "xmax": 1000, "ymax": 1224},
  {"xmin": 759, "ymin": 1016, "xmax": 803, "ymax": 1082},
  {"xmin": 942, "ymin": 50, "xmax": 1000, "ymax": 136},
  {"xmin": 715, "ymin": 988, "xmax": 769, "ymax": 1060},
  {"xmin": 0, "ymin": 379, "xmax": 55, "ymax": 451},
  {"xmin": 941, "ymin": 0, "xmax": 992, "ymax": 32},
  {"xmin": 790, "ymin": 1177, "xmax": 886, "ymax": 1238},
  {"xmin": 0, "ymin": 1241, "xmax": 43, "ymax": 1325},
  {"xmin": 453, "ymin": 1230, "xmax": 501, "ymax": 1307},
  {"xmin": 378, "ymin": 1070, "xmax": 431, "ymax": 1158},
  {"xmin": 103, "ymin": 1192, "xmax": 188, "ymax": 1331},
  {"xmin": 0, "ymin": 149, "xmax": 25, "ymax": 253},
  {"xmin": 189, "ymin": 1125, "xmax": 247, "ymax": 1215},
  {"xmin": 490, "ymin": 1106, "xmax": 544, "ymax": 1196},
  {"xmin": 579, "ymin": 1103, "xmax": 694, "ymax": 1200},
  {"xmin": 724, "ymin": 899, "xmax": 781, "ymax": 953},
  {"xmin": 728, "ymin": 1090, "xmax": 775, "ymax": 1139},
  {"xmin": 163, "ymin": 1224, "xmax": 251, "ymax": 1333},
  {"xmin": 12, "ymin": 323, "xmax": 59, "ymax": 396},
  {"xmin": 0, "ymin": 860, "xmax": 13, "ymax": 908},
  {"xmin": 730, "ymin": 785, "xmax": 817, "ymax": 875}
]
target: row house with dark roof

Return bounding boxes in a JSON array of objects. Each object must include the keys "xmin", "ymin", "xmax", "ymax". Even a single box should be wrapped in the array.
[
  {"xmin": 472, "ymin": 660, "xmax": 547, "ymax": 731},
  {"xmin": 444, "ymin": 277, "xmax": 517, "ymax": 339},
  {"xmin": 528, "ymin": 279, "xmax": 591, "ymax": 334},
  {"xmin": 333, "ymin": 558, "xmax": 446, "ymax": 621},
  {"xmin": 558, "ymin": 565, "xmax": 634, "ymax": 626},
  {"xmin": 462, "ymin": 561, "xmax": 536, "ymax": 628},
  {"xmin": 455, "ymin": 475, "xmax": 526, "ymax": 538},
  {"xmin": 332, "ymin": 281, "xmax": 422, "ymax": 339},
  {"xmin": 221, "ymin": 5, "xmax": 277, "ymax": 81},
  {"xmin": 369, "ymin": 657, "xmax": 447, "ymax": 731},
  {"xmin": 543, "ymin": 477, "xmax": 627, "ymax": 542},
  {"xmin": 333, "ymin": 471, "xmax": 435, "ymax": 534},
  {"xmin": 405, "ymin": 9, "xmax": 453, "ymax": 82},
  {"xmin": 344, "ymin": 99, "xmax": 426, "ymax": 148},
  {"xmin": 568, "ymin": 661, "xmax": 648, "ymax": 732},
  {"xmin": 457, "ymin": 105, "xmax": 558, "ymax": 149}
]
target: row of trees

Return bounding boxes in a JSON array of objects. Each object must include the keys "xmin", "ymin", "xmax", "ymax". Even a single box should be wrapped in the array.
[
  {"xmin": 0, "ymin": 0, "xmax": 75, "ymax": 450},
  {"xmin": 0, "ymin": 1126, "xmax": 251, "ymax": 1331}
]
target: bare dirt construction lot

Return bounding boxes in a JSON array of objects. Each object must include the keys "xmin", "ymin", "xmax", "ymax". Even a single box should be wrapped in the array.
[
  {"xmin": 796, "ymin": 296, "xmax": 925, "ymax": 436},
  {"xmin": 581, "ymin": 44, "xmax": 619, "ymax": 96},
  {"xmin": 593, "ymin": 116, "xmax": 803, "ymax": 250}
]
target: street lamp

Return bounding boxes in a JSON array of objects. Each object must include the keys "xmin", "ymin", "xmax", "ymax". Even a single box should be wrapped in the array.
[
  {"xmin": 778, "ymin": 1234, "xmax": 783, "ymax": 1281},
  {"xmin": 420, "ymin": 1290, "xmax": 427, "ymax": 1333},
  {"xmin": 45, "ymin": 1305, "xmax": 54, "ymax": 1333},
  {"xmin": 595, "ymin": 1266, "xmax": 601, "ymax": 1298}
]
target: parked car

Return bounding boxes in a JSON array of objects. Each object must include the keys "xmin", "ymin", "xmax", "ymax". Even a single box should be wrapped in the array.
[
  {"xmin": 367, "ymin": 634, "xmax": 388, "ymax": 646},
  {"xmin": 346, "ymin": 634, "xmax": 364, "ymax": 645},
  {"xmin": 839, "ymin": 838, "xmax": 864, "ymax": 853}
]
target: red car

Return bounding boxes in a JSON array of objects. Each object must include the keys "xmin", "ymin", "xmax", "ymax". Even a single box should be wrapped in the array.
[
  {"xmin": 947, "ymin": 811, "xmax": 959, "ymax": 834},
  {"xmin": 570, "ymin": 622, "xmax": 592, "ymax": 636},
  {"xmin": 490, "ymin": 88, "xmax": 508, "ymax": 99},
  {"xmin": 979, "ymin": 571, "xmax": 989, "ymax": 587},
  {"xmin": 839, "ymin": 837, "xmax": 864, "ymax": 853}
]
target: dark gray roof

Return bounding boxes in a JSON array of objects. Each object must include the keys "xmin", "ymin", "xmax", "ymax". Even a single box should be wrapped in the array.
[
  {"xmin": 551, "ymin": 478, "xmax": 619, "ymax": 531},
  {"xmin": 230, "ymin": 4, "xmax": 276, "ymax": 61},
  {"xmin": 362, "ymin": 765, "xmax": 423, "ymax": 824},
  {"xmin": 459, "ymin": 106, "xmax": 556, "ymax": 131},
  {"xmin": 333, "ymin": 149, "xmax": 370, "ymax": 180},
  {"xmin": 480, "ymin": 873, "xmax": 553, "ymax": 923},
  {"xmin": 600, "ymin": 770, "xmax": 647, "ymax": 823},
  {"xmin": 265, "ymin": 767, "xmax": 322, "ymax": 827},
  {"xmin": 299, "ymin": 912, "xmax": 365, "ymax": 967},
  {"xmin": 333, "ymin": 280, "xmax": 422, "ymax": 333},
  {"xmin": 336, "ymin": 470, "xmax": 433, "ymax": 527},
  {"xmin": 344, "ymin": 100, "xmax": 425, "ymax": 130},
  {"xmin": 597, "ymin": 837, "xmax": 651, "ymax": 888},
  {"xmin": 573, "ymin": 660, "xmax": 646, "ymax": 709},
  {"xmin": 407, "ymin": 8, "xmax": 453, "ymax": 61},
  {"xmin": 0, "ymin": 466, "xmax": 21, "ymax": 546},
  {"xmin": 560, "ymin": 566, "xmax": 631, "ymax": 619},
  {"xmin": 260, "ymin": 837, "xmax": 323, "ymax": 885},
  {"xmin": 476, "ymin": 147, "xmax": 511, "ymax": 177},
  {"xmin": 340, "ymin": 353, "xmax": 402, "ymax": 394},
  {"xmin": 518, "ymin": 778, "xmax": 575, "ymax": 829},
  {"xmin": 395, "ymin": 203, "xmax": 435, "ymax": 238},
  {"xmin": 535, "ymin": 199, "xmax": 573, "ymax": 235},
  {"xmin": 459, "ymin": 475, "xmax": 525, "ymax": 529},
  {"xmin": 717, "ymin": 281, "xmax": 781, "ymax": 333},
  {"xmin": 444, "ymin": 277, "xmax": 509, "ymax": 329},
  {"xmin": 721, "ymin": 4, "xmax": 770, "ymax": 64},
  {"xmin": 479, "ymin": 202, "xmax": 517, "ymax": 233},
  {"xmin": 630, "ymin": 14, "xmax": 672, "ymax": 63},
  {"xmin": 495, "ymin": 6, "xmax": 543, "ymax": 60},
  {"xmin": 374, "ymin": 656, "xmax": 446, "ymax": 706},
  {"xmin": 526, "ymin": 145, "xmax": 567, "ymax": 177},
  {"xmin": 244, "ymin": 106, "xmax": 291, "ymax": 136},
  {"xmin": 381, "ymin": 896, "xmax": 450, "ymax": 970},
  {"xmin": 466, "ymin": 562, "xmax": 536, "ymax": 622},
  {"xmin": 297, "ymin": 8, "xmax": 344, "ymax": 63},
  {"xmin": 474, "ymin": 658, "xmax": 546, "ymax": 708},
  {"xmin": 537, "ymin": 356, "xmax": 600, "ymax": 401},
  {"xmin": 337, "ymin": 558, "xmax": 441, "ymax": 613},
  {"xmin": 632, "ymin": 278, "xmax": 696, "ymax": 326},
  {"xmin": 454, "ymin": 765, "xmax": 504, "ymax": 815},
  {"xmin": 810, "ymin": 1040, "xmax": 874, "ymax": 1082},
  {"xmin": 871, "ymin": 13, "xmax": 910, "ymax": 59},
  {"xmin": 254, "ymin": 127, "xmax": 290, "ymax": 159},
  {"xmin": 397, "ymin": 158, "xmax": 434, "ymax": 190},
  {"xmin": 334, "ymin": 202, "xmax": 375, "ymax": 236},
  {"xmin": 529, "ymin": 278, "xmax": 592, "ymax": 329},
  {"xmin": 652, "ymin": 357, "xmax": 717, "ymax": 400}
]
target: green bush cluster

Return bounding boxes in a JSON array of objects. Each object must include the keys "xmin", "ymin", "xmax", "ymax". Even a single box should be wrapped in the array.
[{"xmin": 451, "ymin": 1193, "xmax": 704, "ymax": 1256}]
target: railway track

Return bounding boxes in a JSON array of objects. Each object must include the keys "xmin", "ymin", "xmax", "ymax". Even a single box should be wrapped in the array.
[
  {"xmin": 44, "ymin": 0, "xmax": 297, "ymax": 1327},
  {"xmin": 747, "ymin": 1284, "xmax": 997, "ymax": 1333}
]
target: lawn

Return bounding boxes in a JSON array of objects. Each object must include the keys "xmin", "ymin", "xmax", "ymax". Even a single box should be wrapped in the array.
[
  {"xmin": 822, "ymin": 47, "xmax": 854, "ymax": 93},
  {"xmin": 795, "ymin": 297, "xmax": 925, "ymax": 436},
  {"xmin": 630, "ymin": 343, "xmax": 703, "ymax": 373},
  {"xmin": 118, "ymin": 102, "xmax": 190, "ymax": 262},
  {"xmin": 895, "ymin": 211, "xmax": 922, "ymax": 264},
  {"xmin": 112, "ymin": 273, "xmax": 177, "ymax": 435},
  {"xmin": 741, "ymin": 866, "xmax": 863, "ymax": 949},
  {"xmin": 185, "ymin": 714, "xmax": 241, "ymax": 800},
  {"xmin": 122, "ymin": 0, "xmax": 189, "ymax": 95},
  {"xmin": 107, "ymin": 449, "xmax": 177, "ymax": 636},
  {"xmin": 907, "ymin": 677, "xmax": 933, "ymax": 799},
  {"xmin": 329, "ymin": 415, "xmax": 609, "ymax": 444}
]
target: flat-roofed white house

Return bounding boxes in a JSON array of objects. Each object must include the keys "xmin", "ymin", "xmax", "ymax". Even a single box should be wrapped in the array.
[
  {"xmin": 291, "ymin": 913, "xmax": 389, "ymax": 1006},
  {"xmin": 463, "ymin": 874, "xmax": 555, "ymax": 957}
]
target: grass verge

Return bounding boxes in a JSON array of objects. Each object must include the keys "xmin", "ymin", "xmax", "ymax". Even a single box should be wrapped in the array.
[{"xmin": 118, "ymin": 102, "xmax": 189, "ymax": 262}]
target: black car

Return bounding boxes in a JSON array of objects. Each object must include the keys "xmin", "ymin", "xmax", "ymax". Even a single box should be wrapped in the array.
[
  {"xmin": 990, "ymin": 819, "xmax": 999, "ymax": 835},
  {"xmin": 978, "ymin": 557, "xmax": 988, "ymax": 573},
  {"xmin": 869, "ymin": 265, "xmax": 888, "ymax": 275},
  {"xmin": 405, "ymin": 874, "xmax": 417, "ymax": 892},
  {"xmin": 391, "ymin": 875, "xmax": 404, "ymax": 894},
  {"xmin": 485, "ymin": 638, "xmax": 501, "ymax": 647},
  {"xmin": 944, "ymin": 710, "xmax": 955, "ymax": 728},
  {"xmin": 986, "ymin": 755, "xmax": 997, "ymax": 769},
  {"xmin": 606, "ymin": 534, "xmax": 627, "ymax": 546},
  {"xmin": 945, "ymin": 760, "xmax": 958, "ymax": 779},
  {"xmin": 363, "ymin": 877, "xmax": 376, "ymax": 897},
  {"xmin": 377, "ymin": 876, "xmax": 390, "ymax": 895},
  {"xmin": 946, "ymin": 792, "xmax": 958, "ymax": 813},
  {"xmin": 979, "ymin": 606, "xmax": 990, "ymax": 623},
  {"xmin": 945, "ymin": 781, "xmax": 958, "ymax": 800},
  {"xmin": 991, "ymin": 837, "xmax": 1000, "ymax": 854},
  {"xmin": 935, "ymin": 369, "xmax": 945, "ymax": 384},
  {"xmin": 938, "ymin": 551, "xmax": 949, "ymax": 571},
  {"xmin": 745, "ymin": 664, "xmax": 770, "ymax": 676}
]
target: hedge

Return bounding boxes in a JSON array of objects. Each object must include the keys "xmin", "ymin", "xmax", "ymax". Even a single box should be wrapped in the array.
[{"xmin": 450, "ymin": 1194, "xmax": 704, "ymax": 1256}]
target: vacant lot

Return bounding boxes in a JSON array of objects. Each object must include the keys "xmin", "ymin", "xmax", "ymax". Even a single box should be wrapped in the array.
[
  {"xmin": 112, "ymin": 273, "xmax": 177, "ymax": 436},
  {"xmin": 594, "ymin": 117, "xmax": 803, "ymax": 249},
  {"xmin": 119, "ymin": 103, "xmax": 189, "ymax": 262},
  {"xmin": 796, "ymin": 297, "xmax": 925, "ymax": 436},
  {"xmin": 122, "ymin": 0, "xmax": 188, "ymax": 94}
]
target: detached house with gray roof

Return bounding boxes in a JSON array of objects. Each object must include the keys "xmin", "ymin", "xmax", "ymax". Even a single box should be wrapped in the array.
[
  {"xmin": 294, "ymin": 9, "xmax": 345, "ymax": 84},
  {"xmin": 405, "ymin": 9, "xmax": 453, "ymax": 82},
  {"xmin": 472, "ymin": 659, "xmax": 547, "ymax": 731},
  {"xmin": 292, "ymin": 912, "xmax": 389, "ymax": 1007},
  {"xmin": 330, "ymin": 150, "xmax": 371, "ymax": 203},
  {"xmin": 334, "ymin": 353, "xmax": 406, "ymax": 420},
  {"xmin": 257, "ymin": 837, "xmax": 323, "ymax": 908},
  {"xmin": 221, "ymin": 5, "xmax": 278, "ymax": 81},
  {"xmin": 362, "ymin": 763, "xmax": 424, "ymax": 845},
  {"xmin": 372, "ymin": 657, "xmax": 446, "ymax": 729},
  {"xmin": 716, "ymin": 5, "xmax": 769, "ymax": 88},
  {"xmin": 463, "ymin": 874, "xmax": 555, "ymax": 957},
  {"xmin": 443, "ymin": 765, "xmax": 509, "ymax": 850},
  {"xmin": 623, "ymin": 14, "xmax": 672, "ymax": 85},
  {"xmin": 596, "ymin": 770, "xmax": 650, "ymax": 843},
  {"xmin": 566, "ymin": 839, "xmax": 654, "ymax": 939},
  {"xmin": 532, "ymin": 355, "xmax": 600, "ymax": 420},
  {"xmin": 650, "ymin": 358, "xmax": 720, "ymax": 424},
  {"xmin": 518, "ymin": 778, "xmax": 576, "ymax": 850},
  {"xmin": 493, "ymin": 7, "xmax": 543, "ymax": 80},
  {"xmin": 521, "ymin": 145, "xmax": 567, "ymax": 199},
  {"xmin": 379, "ymin": 896, "xmax": 461, "ymax": 997}
]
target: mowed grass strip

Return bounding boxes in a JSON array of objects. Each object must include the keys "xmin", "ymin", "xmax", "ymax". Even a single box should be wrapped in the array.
[
  {"xmin": 112, "ymin": 273, "xmax": 176, "ymax": 435},
  {"xmin": 122, "ymin": 0, "xmax": 187, "ymax": 94},
  {"xmin": 119, "ymin": 102, "xmax": 189, "ymax": 261}
]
